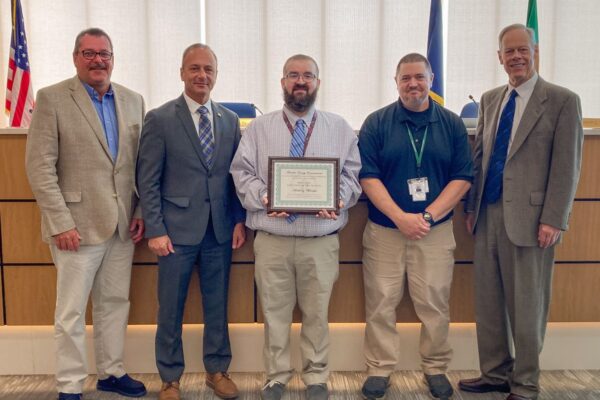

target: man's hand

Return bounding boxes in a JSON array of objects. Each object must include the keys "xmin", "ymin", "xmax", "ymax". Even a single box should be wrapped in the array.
[
  {"xmin": 465, "ymin": 213, "xmax": 475, "ymax": 235},
  {"xmin": 394, "ymin": 213, "xmax": 431, "ymax": 240},
  {"xmin": 129, "ymin": 218, "xmax": 145, "ymax": 244},
  {"xmin": 538, "ymin": 223, "xmax": 561, "ymax": 249},
  {"xmin": 148, "ymin": 235, "xmax": 175, "ymax": 256},
  {"xmin": 232, "ymin": 223, "xmax": 246, "ymax": 249},
  {"xmin": 263, "ymin": 194, "xmax": 290, "ymax": 218},
  {"xmin": 316, "ymin": 201, "xmax": 344, "ymax": 220},
  {"xmin": 53, "ymin": 228, "xmax": 82, "ymax": 251}
]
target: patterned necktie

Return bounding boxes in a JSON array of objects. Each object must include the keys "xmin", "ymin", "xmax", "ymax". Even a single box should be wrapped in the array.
[
  {"xmin": 197, "ymin": 106, "xmax": 215, "ymax": 168},
  {"xmin": 287, "ymin": 119, "xmax": 307, "ymax": 223},
  {"xmin": 483, "ymin": 90, "xmax": 518, "ymax": 204},
  {"xmin": 289, "ymin": 119, "xmax": 307, "ymax": 157}
]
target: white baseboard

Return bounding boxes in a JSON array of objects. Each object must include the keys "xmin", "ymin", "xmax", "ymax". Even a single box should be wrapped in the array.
[{"xmin": 1, "ymin": 323, "xmax": 599, "ymax": 375}]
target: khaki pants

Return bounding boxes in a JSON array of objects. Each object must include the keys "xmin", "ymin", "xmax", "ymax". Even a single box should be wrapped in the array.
[
  {"xmin": 362, "ymin": 220, "xmax": 455, "ymax": 376},
  {"xmin": 254, "ymin": 231, "xmax": 339, "ymax": 386},
  {"xmin": 51, "ymin": 232, "xmax": 134, "ymax": 394}
]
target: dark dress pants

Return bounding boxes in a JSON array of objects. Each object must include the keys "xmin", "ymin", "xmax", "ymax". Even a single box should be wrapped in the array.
[{"xmin": 155, "ymin": 219, "xmax": 233, "ymax": 382}]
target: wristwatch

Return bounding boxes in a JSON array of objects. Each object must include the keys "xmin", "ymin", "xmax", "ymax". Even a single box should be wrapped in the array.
[{"xmin": 422, "ymin": 211, "xmax": 434, "ymax": 225}]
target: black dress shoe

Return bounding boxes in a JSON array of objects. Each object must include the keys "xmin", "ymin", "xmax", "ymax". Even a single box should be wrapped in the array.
[{"xmin": 458, "ymin": 377, "xmax": 510, "ymax": 393}]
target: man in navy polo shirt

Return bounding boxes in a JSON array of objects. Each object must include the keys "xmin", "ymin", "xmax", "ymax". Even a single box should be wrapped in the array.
[{"xmin": 358, "ymin": 53, "xmax": 473, "ymax": 400}]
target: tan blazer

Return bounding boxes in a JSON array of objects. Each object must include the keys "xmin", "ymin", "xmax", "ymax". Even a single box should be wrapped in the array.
[
  {"xmin": 466, "ymin": 77, "xmax": 584, "ymax": 247},
  {"xmin": 26, "ymin": 76, "xmax": 145, "ymax": 245}
]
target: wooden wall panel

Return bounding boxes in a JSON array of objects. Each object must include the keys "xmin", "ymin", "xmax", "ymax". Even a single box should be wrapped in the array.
[
  {"xmin": 556, "ymin": 201, "xmax": 600, "ymax": 261},
  {"xmin": 3, "ymin": 264, "xmax": 253, "ymax": 325},
  {"xmin": 339, "ymin": 203, "xmax": 368, "ymax": 262},
  {"xmin": 128, "ymin": 264, "xmax": 255, "ymax": 324},
  {"xmin": 0, "ymin": 202, "xmax": 51, "ymax": 264},
  {"xmin": 0, "ymin": 134, "xmax": 33, "ymax": 199},
  {"xmin": 549, "ymin": 264, "xmax": 600, "ymax": 322},
  {"xmin": 3, "ymin": 266, "xmax": 92, "ymax": 325},
  {"xmin": 576, "ymin": 136, "xmax": 600, "ymax": 198}
]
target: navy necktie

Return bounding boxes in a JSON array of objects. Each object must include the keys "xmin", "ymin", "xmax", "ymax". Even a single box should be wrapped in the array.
[
  {"xmin": 287, "ymin": 119, "xmax": 307, "ymax": 223},
  {"xmin": 483, "ymin": 90, "xmax": 518, "ymax": 204},
  {"xmin": 197, "ymin": 106, "xmax": 215, "ymax": 168}
]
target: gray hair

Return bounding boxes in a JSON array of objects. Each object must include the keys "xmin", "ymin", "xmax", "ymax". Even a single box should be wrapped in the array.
[
  {"xmin": 73, "ymin": 28, "xmax": 113, "ymax": 55},
  {"xmin": 498, "ymin": 23, "xmax": 536, "ymax": 49}
]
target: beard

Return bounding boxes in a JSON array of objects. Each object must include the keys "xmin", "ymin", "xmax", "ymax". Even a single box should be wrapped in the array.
[{"xmin": 283, "ymin": 84, "xmax": 318, "ymax": 113}]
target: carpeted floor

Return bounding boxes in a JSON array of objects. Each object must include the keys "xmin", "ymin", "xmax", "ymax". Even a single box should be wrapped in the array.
[{"xmin": 1, "ymin": 371, "xmax": 600, "ymax": 399}]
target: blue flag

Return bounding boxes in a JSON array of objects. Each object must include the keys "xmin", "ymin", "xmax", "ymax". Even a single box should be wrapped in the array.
[{"xmin": 427, "ymin": 0, "xmax": 444, "ymax": 106}]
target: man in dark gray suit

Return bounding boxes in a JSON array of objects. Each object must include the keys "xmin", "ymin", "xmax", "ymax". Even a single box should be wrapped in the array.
[
  {"xmin": 137, "ymin": 43, "xmax": 246, "ymax": 400},
  {"xmin": 458, "ymin": 24, "xmax": 583, "ymax": 400}
]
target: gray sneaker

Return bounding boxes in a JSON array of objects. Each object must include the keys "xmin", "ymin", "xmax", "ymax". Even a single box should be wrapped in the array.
[
  {"xmin": 261, "ymin": 380, "xmax": 285, "ymax": 400},
  {"xmin": 306, "ymin": 383, "xmax": 329, "ymax": 400},
  {"xmin": 424, "ymin": 374, "xmax": 453, "ymax": 399},
  {"xmin": 361, "ymin": 376, "xmax": 390, "ymax": 400}
]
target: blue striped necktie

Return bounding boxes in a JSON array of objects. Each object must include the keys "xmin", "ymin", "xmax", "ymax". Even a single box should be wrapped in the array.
[
  {"xmin": 197, "ymin": 106, "xmax": 215, "ymax": 168},
  {"xmin": 287, "ymin": 119, "xmax": 307, "ymax": 222},
  {"xmin": 483, "ymin": 90, "xmax": 518, "ymax": 204}
]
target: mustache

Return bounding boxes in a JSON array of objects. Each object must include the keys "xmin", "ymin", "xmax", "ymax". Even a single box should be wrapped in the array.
[
  {"xmin": 89, "ymin": 63, "xmax": 107, "ymax": 70},
  {"xmin": 293, "ymin": 84, "xmax": 309, "ymax": 91}
]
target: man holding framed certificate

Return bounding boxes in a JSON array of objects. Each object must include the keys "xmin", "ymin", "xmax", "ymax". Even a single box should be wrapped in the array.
[
  {"xmin": 358, "ymin": 53, "xmax": 473, "ymax": 400},
  {"xmin": 230, "ymin": 54, "xmax": 361, "ymax": 400}
]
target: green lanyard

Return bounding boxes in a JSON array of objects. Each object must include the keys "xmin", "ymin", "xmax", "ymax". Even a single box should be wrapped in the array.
[{"xmin": 406, "ymin": 123, "xmax": 428, "ymax": 176}]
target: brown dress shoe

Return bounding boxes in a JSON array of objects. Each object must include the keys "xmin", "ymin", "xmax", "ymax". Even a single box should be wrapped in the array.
[
  {"xmin": 159, "ymin": 381, "xmax": 180, "ymax": 400},
  {"xmin": 206, "ymin": 372, "xmax": 239, "ymax": 399},
  {"xmin": 458, "ymin": 376, "xmax": 510, "ymax": 393}
]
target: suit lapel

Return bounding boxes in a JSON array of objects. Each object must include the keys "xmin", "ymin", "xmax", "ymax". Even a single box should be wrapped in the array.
[
  {"xmin": 175, "ymin": 96, "xmax": 210, "ymax": 170},
  {"xmin": 113, "ymin": 85, "xmax": 127, "ymax": 167},
  {"xmin": 482, "ymin": 86, "xmax": 508, "ymax": 174},
  {"xmin": 506, "ymin": 79, "xmax": 546, "ymax": 162},
  {"xmin": 69, "ymin": 77, "xmax": 113, "ymax": 161}
]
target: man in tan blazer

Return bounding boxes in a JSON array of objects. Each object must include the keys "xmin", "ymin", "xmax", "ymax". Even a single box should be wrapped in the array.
[
  {"xmin": 26, "ymin": 28, "xmax": 146, "ymax": 400},
  {"xmin": 459, "ymin": 24, "xmax": 584, "ymax": 400}
]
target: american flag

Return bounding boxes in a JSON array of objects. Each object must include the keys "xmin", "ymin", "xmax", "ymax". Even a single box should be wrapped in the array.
[{"xmin": 5, "ymin": 0, "xmax": 34, "ymax": 127}]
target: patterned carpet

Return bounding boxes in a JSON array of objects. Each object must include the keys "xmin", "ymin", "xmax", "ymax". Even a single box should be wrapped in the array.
[{"xmin": 1, "ymin": 371, "xmax": 600, "ymax": 399}]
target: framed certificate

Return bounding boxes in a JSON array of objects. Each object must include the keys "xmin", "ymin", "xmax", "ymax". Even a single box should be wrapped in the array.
[{"xmin": 267, "ymin": 157, "xmax": 339, "ymax": 214}]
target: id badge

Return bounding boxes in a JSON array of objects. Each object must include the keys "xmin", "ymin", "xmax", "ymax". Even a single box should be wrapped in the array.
[{"xmin": 407, "ymin": 177, "xmax": 429, "ymax": 202}]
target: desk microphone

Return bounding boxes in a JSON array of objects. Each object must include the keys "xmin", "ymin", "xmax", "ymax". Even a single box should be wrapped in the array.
[{"xmin": 468, "ymin": 94, "xmax": 478, "ymax": 106}]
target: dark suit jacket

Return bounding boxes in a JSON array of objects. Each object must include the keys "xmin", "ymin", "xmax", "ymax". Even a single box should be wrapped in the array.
[
  {"xmin": 137, "ymin": 95, "xmax": 244, "ymax": 245},
  {"xmin": 466, "ymin": 77, "xmax": 584, "ymax": 247}
]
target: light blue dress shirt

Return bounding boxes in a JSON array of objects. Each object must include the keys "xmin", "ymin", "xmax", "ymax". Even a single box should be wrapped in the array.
[{"xmin": 83, "ymin": 82, "xmax": 118, "ymax": 161}]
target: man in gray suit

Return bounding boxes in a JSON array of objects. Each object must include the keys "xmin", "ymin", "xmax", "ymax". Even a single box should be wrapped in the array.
[
  {"xmin": 137, "ymin": 43, "xmax": 246, "ymax": 400},
  {"xmin": 458, "ymin": 24, "xmax": 584, "ymax": 400},
  {"xmin": 26, "ymin": 28, "xmax": 147, "ymax": 400}
]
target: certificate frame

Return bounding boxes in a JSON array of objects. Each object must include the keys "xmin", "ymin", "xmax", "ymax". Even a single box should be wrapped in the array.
[{"xmin": 267, "ymin": 157, "xmax": 340, "ymax": 214}]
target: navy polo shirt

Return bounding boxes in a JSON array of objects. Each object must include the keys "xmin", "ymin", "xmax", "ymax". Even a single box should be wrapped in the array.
[{"xmin": 358, "ymin": 100, "xmax": 473, "ymax": 228}]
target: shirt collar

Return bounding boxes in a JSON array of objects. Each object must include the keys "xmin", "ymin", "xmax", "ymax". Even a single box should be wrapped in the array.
[
  {"xmin": 395, "ymin": 99, "xmax": 437, "ymax": 123},
  {"xmin": 509, "ymin": 72, "xmax": 538, "ymax": 98},
  {"xmin": 283, "ymin": 104, "xmax": 316, "ymax": 126},
  {"xmin": 183, "ymin": 92, "xmax": 212, "ymax": 116},
  {"xmin": 82, "ymin": 81, "xmax": 113, "ymax": 101}
]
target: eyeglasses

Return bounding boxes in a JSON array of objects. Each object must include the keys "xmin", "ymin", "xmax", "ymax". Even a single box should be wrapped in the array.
[
  {"xmin": 80, "ymin": 50, "xmax": 113, "ymax": 61},
  {"xmin": 285, "ymin": 72, "xmax": 317, "ymax": 82}
]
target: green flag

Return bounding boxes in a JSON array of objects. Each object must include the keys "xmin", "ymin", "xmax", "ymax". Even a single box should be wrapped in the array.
[
  {"xmin": 526, "ymin": 0, "xmax": 539, "ymax": 70},
  {"xmin": 526, "ymin": 0, "xmax": 539, "ymax": 44}
]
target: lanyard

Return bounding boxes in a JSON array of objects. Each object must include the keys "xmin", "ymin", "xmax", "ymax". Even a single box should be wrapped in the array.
[
  {"xmin": 406, "ymin": 123, "xmax": 428, "ymax": 176},
  {"xmin": 282, "ymin": 111, "xmax": 317, "ymax": 156}
]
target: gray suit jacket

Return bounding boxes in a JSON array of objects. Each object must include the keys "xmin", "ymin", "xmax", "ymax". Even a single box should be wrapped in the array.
[
  {"xmin": 466, "ymin": 77, "xmax": 583, "ymax": 246},
  {"xmin": 25, "ymin": 76, "xmax": 145, "ymax": 244},
  {"xmin": 137, "ymin": 95, "xmax": 244, "ymax": 245}
]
